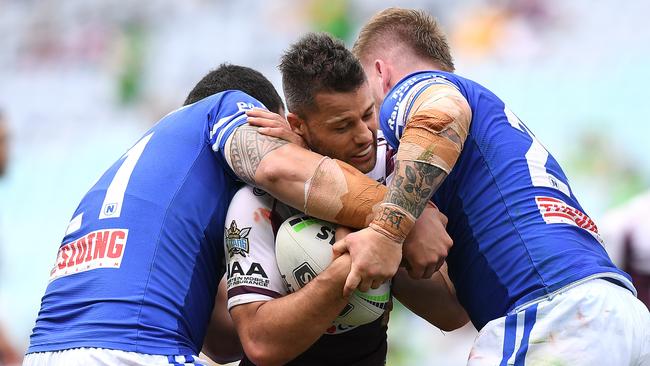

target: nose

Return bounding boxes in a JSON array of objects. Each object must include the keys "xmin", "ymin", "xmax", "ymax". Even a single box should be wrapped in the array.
[{"xmin": 352, "ymin": 120, "xmax": 373, "ymax": 146}]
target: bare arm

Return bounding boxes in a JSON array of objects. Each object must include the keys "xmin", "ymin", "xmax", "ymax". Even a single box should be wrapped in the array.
[
  {"xmin": 392, "ymin": 263, "xmax": 469, "ymax": 331},
  {"xmin": 230, "ymin": 255, "xmax": 352, "ymax": 366},
  {"xmin": 202, "ymin": 276, "xmax": 243, "ymax": 364},
  {"xmin": 225, "ymin": 110, "xmax": 387, "ymax": 228}
]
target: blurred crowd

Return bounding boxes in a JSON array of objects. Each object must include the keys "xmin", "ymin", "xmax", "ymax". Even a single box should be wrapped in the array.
[{"xmin": 1, "ymin": 0, "xmax": 649, "ymax": 365}]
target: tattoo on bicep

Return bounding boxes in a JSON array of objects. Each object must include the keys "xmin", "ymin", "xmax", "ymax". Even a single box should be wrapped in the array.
[
  {"xmin": 386, "ymin": 160, "xmax": 447, "ymax": 217},
  {"xmin": 228, "ymin": 124, "xmax": 288, "ymax": 184}
]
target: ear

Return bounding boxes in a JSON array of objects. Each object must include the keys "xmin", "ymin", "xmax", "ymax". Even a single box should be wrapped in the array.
[
  {"xmin": 286, "ymin": 113, "xmax": 306, "ymax": 136},
  {"xmin": 374, "ymin": 59, "xmax": 392, "ymax": 94}
]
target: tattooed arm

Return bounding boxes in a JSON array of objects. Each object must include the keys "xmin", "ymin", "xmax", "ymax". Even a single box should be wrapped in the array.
[
  {"xmin": 333, "ymin": 84, "xmax": 472, "ymax": 293},
  {"xmin": 224, "ymin": 109, "xmax": 386, "ymax": 228},
  {"xmin": 381, "ymin": 84, "xmax": 471, "ymax": 277}
]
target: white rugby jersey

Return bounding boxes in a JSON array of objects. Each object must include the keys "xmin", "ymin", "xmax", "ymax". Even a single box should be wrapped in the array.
[{"xmin": 224, "ymin": 135, "xmax": 391, "ymax": 333}]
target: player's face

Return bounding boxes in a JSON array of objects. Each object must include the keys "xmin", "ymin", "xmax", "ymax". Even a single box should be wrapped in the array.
[{"xmin": 300, "ymin": 83, "xmax": 378, "ymax": 173}]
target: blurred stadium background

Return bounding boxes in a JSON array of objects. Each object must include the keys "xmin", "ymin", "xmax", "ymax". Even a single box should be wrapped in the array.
[{"xmin": 0, "ymin": 0, "xmax": 648, "ymax": 365}]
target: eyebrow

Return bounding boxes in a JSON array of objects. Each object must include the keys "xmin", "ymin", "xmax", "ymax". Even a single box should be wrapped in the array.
[
  {"xmin": 324, "ymin": 114, "xmax": 352, "ymax": 125},
  {"xmin": 363, "ymin": 102, "xmax": 375, "ymax": 115},
  {"xmin": 324, "ymin": 102, "xmax": 375, "ymax": 125}
]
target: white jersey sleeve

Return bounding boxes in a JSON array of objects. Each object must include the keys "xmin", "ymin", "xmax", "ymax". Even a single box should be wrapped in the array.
[{"xmin": 224, "ymin": 186, "xmax": 289, "ymax": 310}]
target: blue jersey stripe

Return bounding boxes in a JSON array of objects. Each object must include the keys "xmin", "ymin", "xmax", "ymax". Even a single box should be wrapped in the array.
[
  {"xmin": 499, "ymin": 313, "xmax": 518, "ymax": 366},
  {"xmin": 514, "ymin": 304, "xmax": 538, "ymax": 365}
]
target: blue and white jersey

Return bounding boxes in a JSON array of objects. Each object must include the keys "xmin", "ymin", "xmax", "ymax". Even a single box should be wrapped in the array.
[
  {"xmin": 28, "ymin": 90, "xmax": 264, "ymax": 355},
  {"xmin": 379, "ymin": 71, "xmax": 635, "ymax": 330}
]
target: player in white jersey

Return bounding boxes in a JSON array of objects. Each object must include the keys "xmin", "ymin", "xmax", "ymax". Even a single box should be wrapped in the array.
[
  {"xmin": 23, "ymin": 59, "xmax": 449, "ymax": 365},
  {"xmin": 215, "ymin": 33, "xmax": 468, "ymax": 366}
]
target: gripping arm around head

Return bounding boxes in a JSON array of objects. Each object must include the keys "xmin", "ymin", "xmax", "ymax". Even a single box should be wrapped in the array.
[{"xmin": 224, "ymin": 123, "xmax": 386, "ymax": 228}]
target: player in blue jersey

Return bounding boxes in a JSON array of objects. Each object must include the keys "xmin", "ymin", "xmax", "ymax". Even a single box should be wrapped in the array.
[
  {"xmin": 25, "ymin": 60, "xmax": 453, "ymax": 365},
  {"xmin": 211, "ymin": 33, "xmax": 467, "ymax": 366},
  {"xmin": 333, "ymin": 7, "xmax": 650, "ymax": 365}
]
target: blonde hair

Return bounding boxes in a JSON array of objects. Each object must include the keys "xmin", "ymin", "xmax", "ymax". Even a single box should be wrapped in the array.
[{"xmin": 353, "ymin": 7, "xmax": 454, "ymax": 72}]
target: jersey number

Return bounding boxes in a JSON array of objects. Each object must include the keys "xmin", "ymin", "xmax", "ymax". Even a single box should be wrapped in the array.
[
  {"xmin": 99, "ymin": 133, "xmax": 154, "ymax": 219},
  {"xmin": 505, "ymin": 108, "xmax": 571, "ymax": 197}
]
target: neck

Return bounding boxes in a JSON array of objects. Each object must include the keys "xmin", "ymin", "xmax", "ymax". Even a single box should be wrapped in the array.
[{"xmin": 387, "ymin": 55, "xmax": 443, "ymax": 91}]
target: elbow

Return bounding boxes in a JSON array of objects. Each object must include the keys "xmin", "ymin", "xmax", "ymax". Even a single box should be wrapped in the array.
[
  {"xmin": 255, "ymin": 158, "xmax": 281, "ymax": 187},
  {"xmin": 437, "ymin": 311, "xmax": 470, "ymax": 332},
  {"xmin": 254, "ymin": 147, "xmax": 301, "ymax": 189},
  {"xmin": 253, "ymin": 147, "xmax": 292, "ymax": 188},
  {"xmin": 242, "ymin": 340, "xmax": 290, "ymax": 366}
]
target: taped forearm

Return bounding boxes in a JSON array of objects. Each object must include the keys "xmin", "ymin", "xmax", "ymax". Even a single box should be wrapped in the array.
[
  {"xmin": 227, "ymin": 128, "xmax": 386, "ymax": 229},
  {"xmin": 305, "ymin": 157, "xmax": 387, "ymax": 228},
  {"xmin": 368, "ymin": 84, "xmax": 471, "ymax": 243}
]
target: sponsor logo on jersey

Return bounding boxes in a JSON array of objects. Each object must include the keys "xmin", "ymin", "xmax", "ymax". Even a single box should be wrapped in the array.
[
  {"xmin": 225, "ymin": 220, "xmax": 251, "ymax": 258},
  {"xmin": 293, "ymin": 262, "xmax": 317, "ymax": 288},
  {"xmin": 49, "ymin": 228, "xmax": 128, "ymax": 281},
  {"xmin": 227, "ymin": 260, "xmax": 270, "ymax": 288},
  {"xmin": 102, "ymin": 202, "xmax": 119, "ymax": 217},
  {"xmin": 236, "ymin": 101, "xmax": 257, "ymax": 112},
  {"xmin": 535, "ymin": 196, "xmax": 602, "ymax": 243}
]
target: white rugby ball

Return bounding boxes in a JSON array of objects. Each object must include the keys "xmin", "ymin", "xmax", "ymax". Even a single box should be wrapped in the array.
[{"xmin": 275, "ymin": 214, "xmax": 390, "ymax": 326}]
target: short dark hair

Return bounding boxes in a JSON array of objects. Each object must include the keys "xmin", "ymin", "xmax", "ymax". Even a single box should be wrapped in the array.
[
  {"xmin": 353, "ymin": 8, "xmax": 454, "ymax": 72},
  {"xmin": 184, "ymin": 63, "xmax": 284, "ymax": 114},
  {"xmin": 279, "ymin": 32, "xmax": 366, "ymax": 117}
]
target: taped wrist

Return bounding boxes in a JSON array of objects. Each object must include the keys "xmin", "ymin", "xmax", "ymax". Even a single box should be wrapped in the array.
[
  {"xmin": 304, "ymin": 157, "xmax": 387, "ymax": 228},
  {"xmin": 369, "ymin": 203, "xmax": 416, "ymax": 244}
]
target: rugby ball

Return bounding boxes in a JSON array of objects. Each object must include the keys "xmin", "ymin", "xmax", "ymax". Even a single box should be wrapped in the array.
[{"xmin": 275, "ymin": 214, "xmax": 390, "ymax": 326}]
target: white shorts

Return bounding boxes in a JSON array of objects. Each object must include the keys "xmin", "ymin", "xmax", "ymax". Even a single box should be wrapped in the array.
[
  {"xmin": 468, "ymin": 278, "xmax": 650, "ymax": 366},
  {"xmin": 23, "ymin": 348, "xmax": 210, "ymax": 366}
]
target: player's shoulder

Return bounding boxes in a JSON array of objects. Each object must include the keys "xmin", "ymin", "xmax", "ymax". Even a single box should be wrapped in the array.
[
  {"xmin": 172, "ymin": 90, "xmax": 266, "ymax": 123},
  {"xmin": 209, "ymin": 90, "xmax": 266, "ymax": 117},
  {"xmin": 230, "ymin": 185, "xmax": 275, "ymax": 210}
]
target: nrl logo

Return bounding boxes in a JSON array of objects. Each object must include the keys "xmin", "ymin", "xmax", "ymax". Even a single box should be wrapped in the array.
[{"xmin": 225, "ymin": 220, "xmax": 251, "ymax": 258}]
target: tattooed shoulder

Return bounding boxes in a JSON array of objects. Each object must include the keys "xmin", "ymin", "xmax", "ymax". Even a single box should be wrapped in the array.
[{"xmin": 228, "ymin": 124, "xmax": 288, "ymax": 185}]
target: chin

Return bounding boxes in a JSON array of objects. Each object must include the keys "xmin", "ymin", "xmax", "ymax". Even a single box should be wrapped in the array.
[{"xmin": 359, "ymin": 158, "xmax": 377, "ymax": 174}]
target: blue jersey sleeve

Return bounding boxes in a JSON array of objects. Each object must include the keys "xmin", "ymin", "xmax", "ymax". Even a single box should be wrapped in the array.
[
  {"xmin": 206, "ymin": 90, "xmax": 268, "ymax": 178},
  {"xmin": 379, "ymin": 71, "xmax": 461, "ymax": 150}
]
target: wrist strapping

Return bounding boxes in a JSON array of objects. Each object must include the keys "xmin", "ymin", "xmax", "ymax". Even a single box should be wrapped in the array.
[{"xmin": 369, "ymin": 203, "xmax": 416, "ymax": 244}]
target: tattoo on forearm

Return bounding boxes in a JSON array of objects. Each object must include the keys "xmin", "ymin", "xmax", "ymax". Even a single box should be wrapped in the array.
[
  {"xmin": 386, "ymin": 159, "xmax": 447, "ymax": 218},
  {"xmin": 229, "ymin": 124, "xmax": 288, "ymax": 185},
  {"xmin": 376, "ymin": 205, "xmax": 406, "ymax": 228}
]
